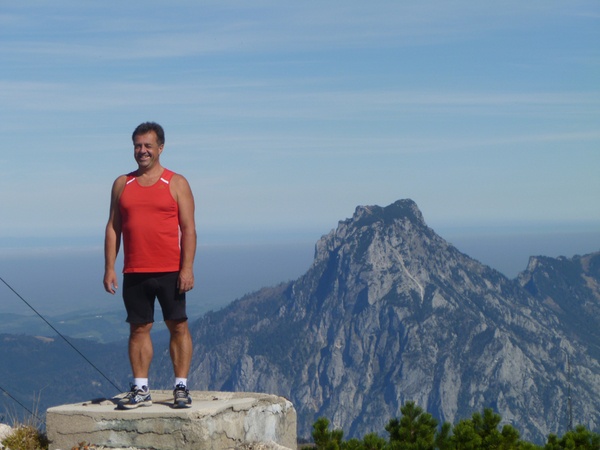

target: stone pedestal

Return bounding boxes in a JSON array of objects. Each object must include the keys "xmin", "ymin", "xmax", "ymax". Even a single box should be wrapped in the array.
[{"xmin": 46, "ymin": 390, "xmax": 296, "ymax": 450}]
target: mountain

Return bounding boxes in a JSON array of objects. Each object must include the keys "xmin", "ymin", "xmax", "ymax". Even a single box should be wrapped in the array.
[
  {"xmin": 149, "ymin": 199, "xmax": 600, "ymax": 443},
  {"xmin": 518, "ymin": 251, "xmax": 600, "ymax": 361}
]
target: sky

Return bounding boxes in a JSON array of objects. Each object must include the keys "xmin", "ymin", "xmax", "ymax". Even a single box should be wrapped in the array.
[{"xmin": 1, "ymin": 1, "xmax": 599, "ymax": 316}]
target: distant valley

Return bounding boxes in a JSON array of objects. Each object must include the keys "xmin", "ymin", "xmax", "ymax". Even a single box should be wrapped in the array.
[
  {"xmin": 0, "ymin": 304, "xmax": 210, "ymax": 344},
  {"xmin": 0, "ymin": 310, "xmax": 130, "ymax": 344}
]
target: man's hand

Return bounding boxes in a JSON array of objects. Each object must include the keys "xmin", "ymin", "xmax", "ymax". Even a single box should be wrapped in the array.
[
  {"xmin": 104, "ymin": 269, "xmax": 119, "ymax": 294},
  {"xmin": 178, "ymin": 268, "xmax": 194, "ymax": 294}
]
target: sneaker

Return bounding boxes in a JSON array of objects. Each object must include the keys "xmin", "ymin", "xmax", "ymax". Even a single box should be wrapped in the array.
[
  {"xmin": 118, "ymin": 384, "xmax": 152, "ymax": 409},
  {"xmin": 173, "ymin": 383, "xmax": 192, "ymax": 408}
]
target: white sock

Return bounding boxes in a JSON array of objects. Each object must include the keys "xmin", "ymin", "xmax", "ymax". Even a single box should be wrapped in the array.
[
  {"xmin": 175, "ymin": 378, "xmax": 187, "ymax": 388},
  {"xmin": 134, "ymin": 378, "xmax": 149, "ymax": 390}
]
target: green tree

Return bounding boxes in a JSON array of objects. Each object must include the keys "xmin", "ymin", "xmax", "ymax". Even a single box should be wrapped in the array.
[
  {"xmin": 312, "ymin": 417, "xmax": 344, "ymax": 450},
  {"xmin": 436, "ymin": 421, "xmax": 454, "ymax": 450},
  {"xmin": 498, "ymin": 424, "xmax": 521, "ymax": 450},
  {"xmin": 385, "ymin": 401, "xmax": 441, "ymax": 450},
  {"xmin": 342, "ymin": 438, "xmax": 364, "ymax": 450},
  {"xmin": 363, "ymin": 433, "xmax": 387, "ymax": 450},
  {"xmin": 472, "ymin": 408, "xmax": 504, "ymax": 450},
  {"xmin": 545, "ymin": 426, "xmax": 600, "ymax": 450},
  {"xmin": 340, "ymin": 432, "xmax": 386, "ymax": 450},
  {"xmin": 519, "ymin": 441, "xmax": 543, "ymax": 450},
  {"xmin": 306, "ymin": 404, "xmax": 557, "ymax": 450},
  {"xmin": 453, "ymin": 407, "xmax": 530, "ymax": 450},
  {"xmin": 452, "ymin": 419, "xmax": 482, "ymax": 450}
]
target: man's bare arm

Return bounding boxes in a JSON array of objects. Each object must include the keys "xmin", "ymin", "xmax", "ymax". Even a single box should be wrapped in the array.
[
  {"xmin": 103, "ymin": 176, "xmax": 126, "ymax": 294},
  {"xmin": 172, "ymin": 174, "xmax": 197, "ymax": 294}
]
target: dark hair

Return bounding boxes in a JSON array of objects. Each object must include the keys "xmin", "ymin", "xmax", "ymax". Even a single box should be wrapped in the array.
[{"xmin": 132, "ymin": 122, "xmax": 165, "ymax": 146}]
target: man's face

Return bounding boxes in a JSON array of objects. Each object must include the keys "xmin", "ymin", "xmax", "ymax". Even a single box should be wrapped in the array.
[{"xmin": 133, "ymin": 131, "xmax": 163, "ymax": 169}]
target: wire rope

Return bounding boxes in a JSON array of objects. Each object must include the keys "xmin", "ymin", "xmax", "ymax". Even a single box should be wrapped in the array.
[
  {"xmin": 0, "ymin": 385, "xmax": 44, "ymax": 424},
  {"xmin": 0, "ymin": 276, "xmax": 123, "ymax": 394}
]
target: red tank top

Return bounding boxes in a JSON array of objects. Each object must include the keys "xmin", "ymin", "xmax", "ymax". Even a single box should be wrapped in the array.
[{"xmin": 119, "ymin": 169, "xmax": 181, "ymax": 273}]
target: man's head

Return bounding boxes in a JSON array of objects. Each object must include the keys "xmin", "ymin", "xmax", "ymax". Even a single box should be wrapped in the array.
[
  {"xmin": 132, "ymin": 122, "xmax": 164, "ymax": 170},
  {"xmin": 132, "ymin": 122, "xmax": 165, "ymax": 147}
]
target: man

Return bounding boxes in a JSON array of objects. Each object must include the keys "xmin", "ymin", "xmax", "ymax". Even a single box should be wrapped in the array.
[{"xmin": 103, "ymin": 122, "xmax": 196, "ymax": 409}]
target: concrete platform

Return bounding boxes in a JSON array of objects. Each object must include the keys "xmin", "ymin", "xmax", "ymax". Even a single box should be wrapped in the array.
[{"xmin": 46, "ymin": 390, "xmax": 297, "ymax": 450}]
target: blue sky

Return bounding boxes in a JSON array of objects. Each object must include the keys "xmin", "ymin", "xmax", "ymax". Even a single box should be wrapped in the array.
[
  {"xmin": 0, "ymin": 2, "xmax": 599, "ymax": 315},
  {"xmin": 1, "ymin": 1, "xmax": 599, "ymax": 244}
]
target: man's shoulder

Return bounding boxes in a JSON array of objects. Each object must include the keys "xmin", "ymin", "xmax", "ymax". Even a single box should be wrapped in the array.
[
  {"xmin": 168, "ymin": 172, "xmax": 194, "ymax": 204},
  {"xmin": 111, "ymin": 174, "xmax": 130, "ymax": 195},
  {"xmin": 170, "ymin": 172, "xmax": 191, "ymax": 186},
  {"xmin": 114, "ymin": 174, "xmax": 129, "ymax": 184},
  {"xmin": 115, "ymin": 171, "xmax": 139, "ymax": 183}
]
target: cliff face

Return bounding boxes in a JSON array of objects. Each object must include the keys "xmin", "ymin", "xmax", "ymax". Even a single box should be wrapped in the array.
[
  {"xmin": 154, "ymin": 200, "xmax": 600, "ymax": 443},
  {"xmin": 518, "ymin": 251, "xmax": 600, "ymax": 360}
]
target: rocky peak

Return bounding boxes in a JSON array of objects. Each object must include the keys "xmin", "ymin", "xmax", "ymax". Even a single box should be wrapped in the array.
[
  {"xmin": 158, "ymin": 200, "xmax": 600, "ymax": 444},
  {"xmin": 350, "ymin": 199, "xmax": 425, "ymax": 227},
  {"xmin": 314, "ymin": 199, "xmax": 435, "ymax": 266}
]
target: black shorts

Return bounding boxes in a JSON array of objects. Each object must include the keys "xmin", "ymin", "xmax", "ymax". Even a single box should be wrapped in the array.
[{"xmin": 122, "ymin": 272, "xmax": 187, "ymax": 324}]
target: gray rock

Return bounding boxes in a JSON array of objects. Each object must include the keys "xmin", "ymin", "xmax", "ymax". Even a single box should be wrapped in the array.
[
  {"xmin": 151, "ymin": 199, "xmax": 600, "ymax": 444},
  {"xmin": 0, "ymin": 423, "xmax": 14, "ymax": 449},
  {"xmin": 46, "ymin": 390, "xmax": 296, "ymax": 450}
]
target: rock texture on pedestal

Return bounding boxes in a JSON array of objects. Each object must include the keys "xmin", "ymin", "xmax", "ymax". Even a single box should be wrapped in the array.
[{"xmin": 46, "ymin": 390, "xmax": 296, "ymax": 450}]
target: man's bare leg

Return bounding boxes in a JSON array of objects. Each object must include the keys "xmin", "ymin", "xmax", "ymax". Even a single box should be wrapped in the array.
[
  {"xmin": 166, "ymin": 319, "xmax": 193, "ymax": 407},
  {"xmin": 129, "ymin": 322, "xmax": 153, "ymax": 378},
  {"xmin": 118, "ymin": 322, "xmax": 154, "ymax": 409},
  {"xmin": 165, "ymin": 319, "xmax": 192, "ymax": 378}
]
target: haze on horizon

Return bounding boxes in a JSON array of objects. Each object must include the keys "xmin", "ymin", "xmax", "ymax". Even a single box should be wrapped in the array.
[
  {"xmin": 0, "ymin": 2, "xmax": 598, "ymax": 317},
  {"xmin": 2, "ymin": 216, "xmax": 599, "ymax": 319}
]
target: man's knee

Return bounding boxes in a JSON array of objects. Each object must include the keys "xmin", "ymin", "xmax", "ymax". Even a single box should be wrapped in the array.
[
  {"xmin": 166, "ymin": 319, "xmax": 189, "ymax": 335},
  {"xmin": 130, "ymin": 322, "xmax": 153, "ymax": 337}
]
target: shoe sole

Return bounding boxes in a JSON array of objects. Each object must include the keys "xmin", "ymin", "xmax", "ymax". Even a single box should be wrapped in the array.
[
  {"xmin": 173, "ymin": 400, "xmax": 192, "ymax": 408},
  {"xmin": 118, "ymin": 400, "xmax": 152, "ymax": 410}
]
